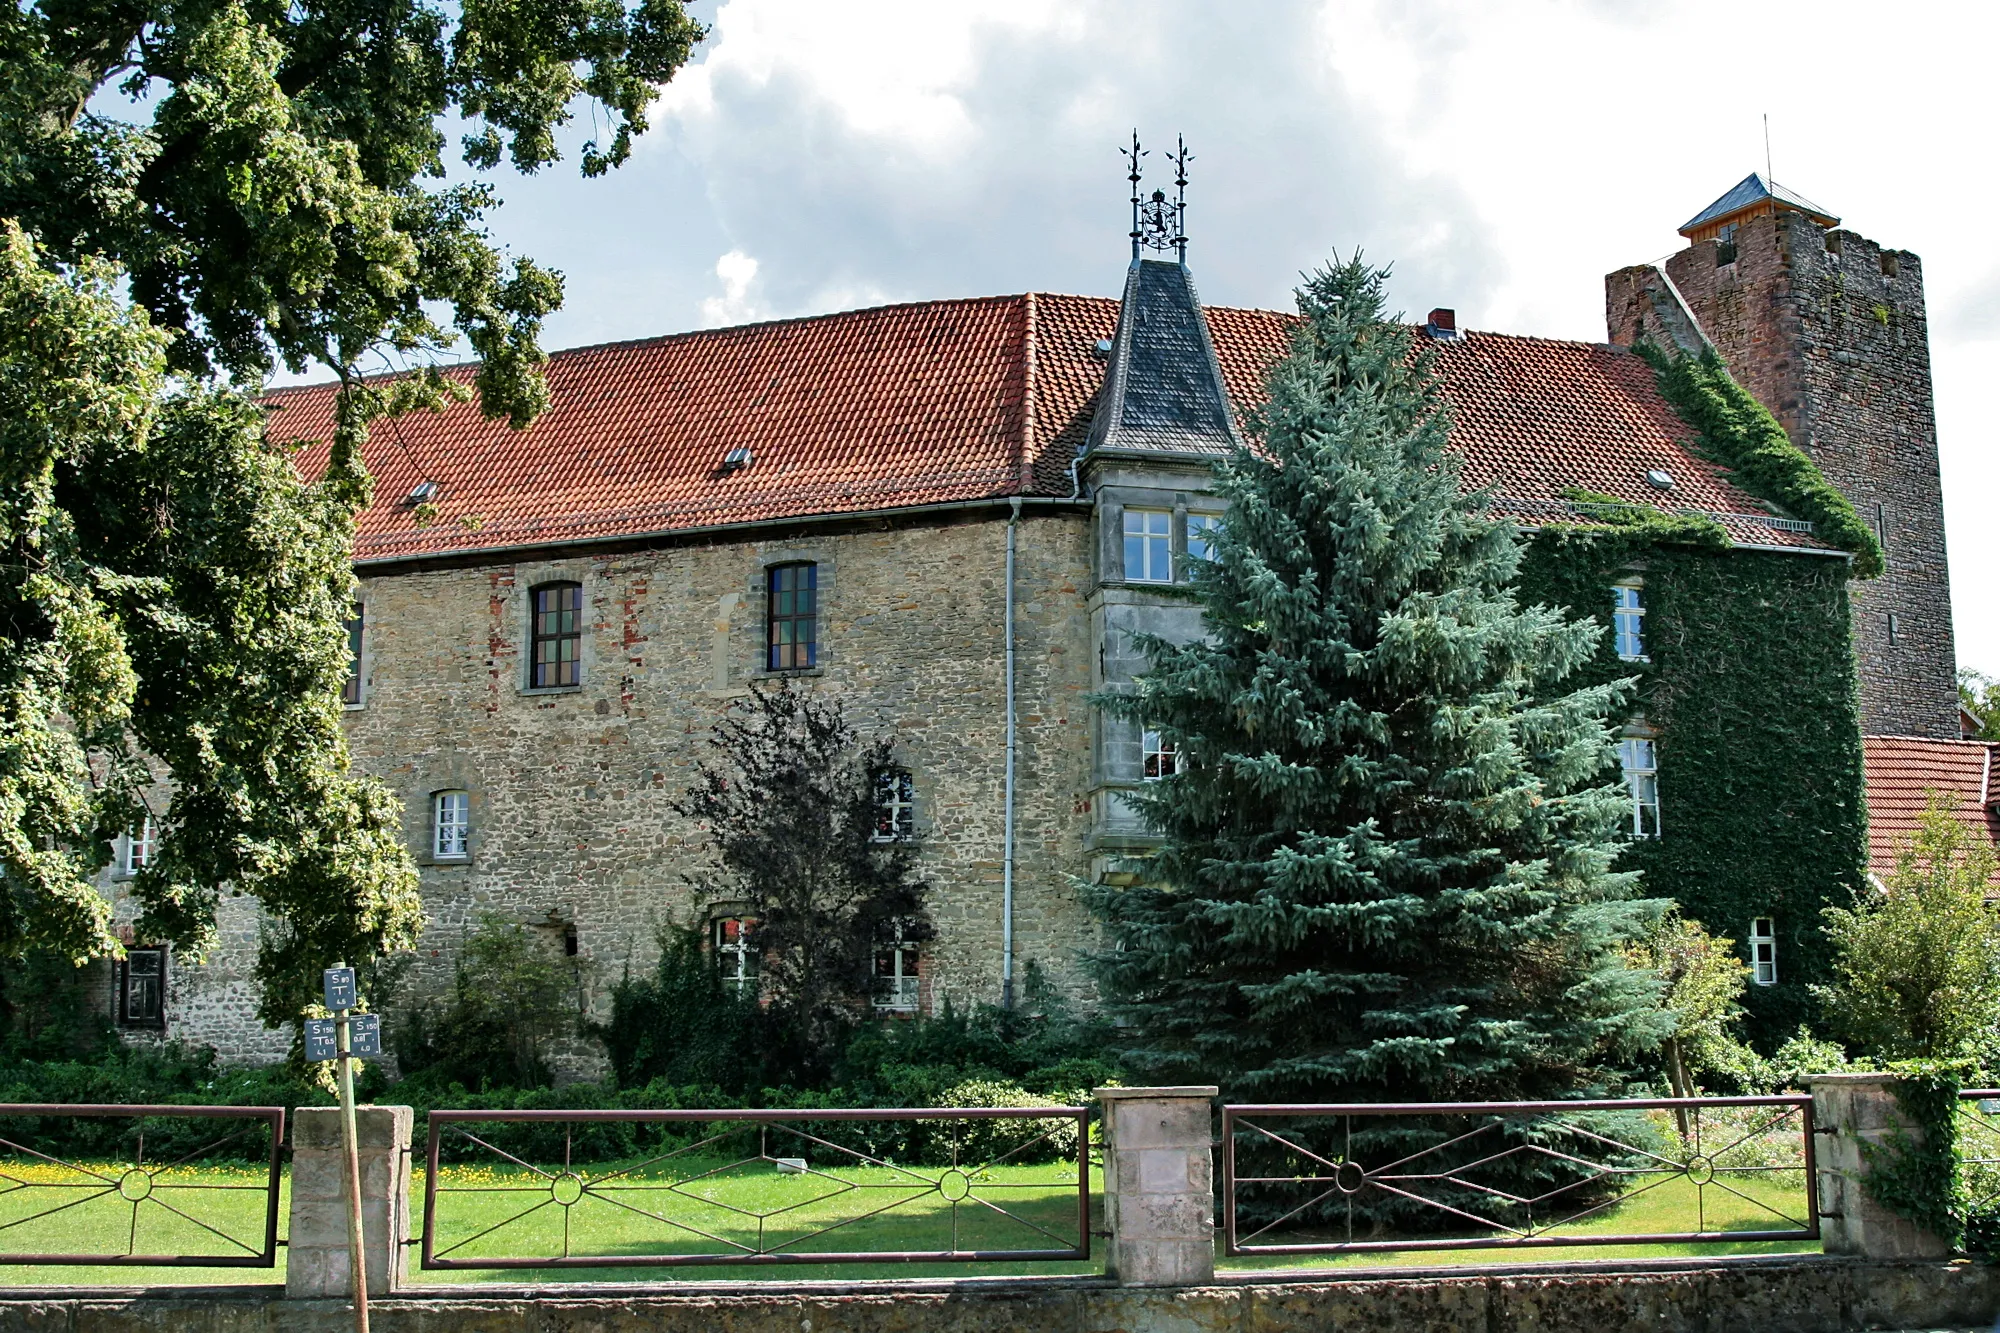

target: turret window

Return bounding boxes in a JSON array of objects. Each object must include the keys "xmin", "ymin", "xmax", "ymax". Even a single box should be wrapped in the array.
[{"xmin": 1124, "ymin": 510, "xmax": 1172, "ymax": 583}]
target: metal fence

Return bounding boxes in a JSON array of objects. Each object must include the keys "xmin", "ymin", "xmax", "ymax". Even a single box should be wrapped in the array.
[
  {"xmin": 1222, "ymin": 1096, "xmax": 1817, "ymax": 1257},
  {"xmin": 419, "ymin": 1106, "xmax": 1092, "ymax": 1269},
  {"xmin": 1957, "ymin": 1090, "xmax": 2000, "ymax": 1215},
  {"xmin": 0, "ymin": 1103, "xmax": 285, "ymax": 1267}
]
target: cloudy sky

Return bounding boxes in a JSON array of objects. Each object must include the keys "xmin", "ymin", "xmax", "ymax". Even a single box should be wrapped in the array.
[{"xmin": 469, "ymin": 0, "xmax": 1996, "ymax": 673}]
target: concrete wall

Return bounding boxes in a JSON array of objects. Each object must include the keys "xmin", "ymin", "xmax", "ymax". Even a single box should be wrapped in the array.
[
  {"xmin": 7, "ymin": 1259, "xmax": 1999, "ymax": 1333},
  {"xmin": 1606, "ymin": 209, "xmax": 1957, "ymax": 739}
]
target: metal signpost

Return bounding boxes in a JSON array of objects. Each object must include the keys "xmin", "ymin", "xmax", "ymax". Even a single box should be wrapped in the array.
[{"xmin": 322, "ymin": 965, "xmax": 370, "ymax": 1333}]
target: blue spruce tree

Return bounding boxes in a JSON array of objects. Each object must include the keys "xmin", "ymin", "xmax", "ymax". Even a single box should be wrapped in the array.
[{"xmin": 1087, "ymin": 256, "xmax": 1671, "ymax": 1110}]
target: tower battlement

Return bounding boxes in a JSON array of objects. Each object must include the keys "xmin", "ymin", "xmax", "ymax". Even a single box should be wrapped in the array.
[{"xmin": 1607, "ymin": 186, "xmax": 1957, "ymax": 738}]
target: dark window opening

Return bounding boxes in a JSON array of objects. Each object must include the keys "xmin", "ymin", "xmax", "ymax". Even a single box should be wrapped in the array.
[
  {"xmin": 766, "ymin": 563, "xmax": 818, "ymax": 671},
  {"xmin": 531, "ymin": 583, "xmax": 582, "ymax": 688},
  {"xmin": 119, "ymin": 947, "xmax": 167, "ymax": 1028},
  {"xmin": 1888, "ymin": 611, "xmax": 1900, "ymax": 646},
  {"xmin": 1825, "ymin": 231, "xmax": 1843, "ymax": 256},
  {"xmin": 341, "ymin": 602, "xmax": 364, "ymax": 704},
  {"xmin": 1715, "ymin": 222, "xmax": 1738, "ymax": 267},
  {"xmin": 563, "ymin": 924, "xmax": 579, "ymax": 957},
  {"xmin": 1880, "ymin": 252, "xmax": 1901, "ymax": 279}
]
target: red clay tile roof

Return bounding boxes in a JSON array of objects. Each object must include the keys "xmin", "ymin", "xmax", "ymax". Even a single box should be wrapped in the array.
[
  {"xmin": 1862, "ymin": 736, "xmax": 2000, "ymax": 882},
  {"xmin": 267, "ymin": 293, "xmax": 1837, "ymax": 565}
]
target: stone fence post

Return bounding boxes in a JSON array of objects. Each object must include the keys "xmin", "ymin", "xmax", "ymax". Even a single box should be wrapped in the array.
[
  {"xmin": 287, "ymin": 1104, "xmax": 414, "ymax": 1299},
  {"xmin": 1807, "ymin": 1073, "xmax": 1951, "ymax": 1260},
  {"xmin": 1095, "ymin": 1086, "xmax": 1217, "ymax": 1286}
]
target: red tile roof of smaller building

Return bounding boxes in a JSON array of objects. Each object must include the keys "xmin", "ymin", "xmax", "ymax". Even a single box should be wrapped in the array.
[
  {"xmin": 266, "ymin": 292, "xmax": 1840, "ymax": 565},
  {"xmin": 1862, "ymin": 735, "xmax": 2000, "ymax": 882}
]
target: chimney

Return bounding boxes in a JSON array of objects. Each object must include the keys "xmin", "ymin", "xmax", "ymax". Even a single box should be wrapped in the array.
[{"xmin": 1425, "ymin": 308, "xmax": 1458, "ymax": 340}]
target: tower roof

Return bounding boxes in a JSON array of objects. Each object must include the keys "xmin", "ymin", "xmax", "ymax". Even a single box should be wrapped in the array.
[
  {"xmin": 1678, "ymin": 172, "xmax": 1839, "ymax": 238},
  {"xmin": 1084, "ymin": 259, "xmax": 1241, "ymax": 458}
]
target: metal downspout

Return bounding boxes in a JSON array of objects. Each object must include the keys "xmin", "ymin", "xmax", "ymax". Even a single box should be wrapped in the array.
[{"xmin": 1002, "ymin": 496, "xmax": 1021, "ymax": 1009}]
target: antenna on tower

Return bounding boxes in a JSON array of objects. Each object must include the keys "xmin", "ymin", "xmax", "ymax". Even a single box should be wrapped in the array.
[
  {"xmin": 1764, "ymin": 113, "xmax": 1773, "ymax": 184},
  {"xmin": 1169, "ymin": 134, "xmax": 1192, "ymax": 264}
]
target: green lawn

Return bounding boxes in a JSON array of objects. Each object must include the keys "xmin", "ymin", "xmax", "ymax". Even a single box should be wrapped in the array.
[{"xmin": 0, "ymin": 1153, "xmax": 1823, "ymax": 1288}]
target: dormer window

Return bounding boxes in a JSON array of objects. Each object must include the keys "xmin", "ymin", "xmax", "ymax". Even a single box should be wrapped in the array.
[{"xmin": 1124, "ymin": 510, "xmax": 1172, "ymax": 583}]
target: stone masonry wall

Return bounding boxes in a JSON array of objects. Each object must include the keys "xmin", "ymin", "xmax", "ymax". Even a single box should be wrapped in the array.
[
  {"xmin": 1607, "ymin": 209, "xmax": 1957, "ymax": 738},
  {"xmin": 112, "ymin": 509, "xmax": 1102, "ymax": 1075}
]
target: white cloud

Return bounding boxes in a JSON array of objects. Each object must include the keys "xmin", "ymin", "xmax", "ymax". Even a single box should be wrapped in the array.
[
  {"xmin": 700, "ymin": 249, "xmax": 763, "ymax": 326},
  {"xmin": 474, "ymin": 0, "xmax": 1999, "ymax": 672}
]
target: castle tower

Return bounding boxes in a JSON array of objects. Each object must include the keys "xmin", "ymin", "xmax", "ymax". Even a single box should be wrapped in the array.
[{"xmin": 1605, "ymin": 173, "xmax": 1958, "ymax": 738}]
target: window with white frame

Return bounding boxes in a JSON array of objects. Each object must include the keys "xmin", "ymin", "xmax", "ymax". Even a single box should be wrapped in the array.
[
  {"xmin": 872, "ymin": 920, "xmax": 920, "ymax": 1011},
  {"xmin": 872, "ymin": 768, "xmax": 915, "ymax": 842},
  {"xmin": 714, "ymin": 916, "xmax": 759, "ymax": 994},
  {"xmin": 1142, "ymin": 727, "xmax": 1183, "ymax": 781},
  {"xmin": 432, "ymin": 790, "xmax": 469, "ymax": 860},
  {"xmin": 125, "ymin": 816, "xmax": 156, "ymax": 875},
  {"xmin": 1618, "ymin": 736, "xmax": 1660, "ymax": 837},
  {"xmin": 1186, "ymin": 513, "xmax": 1223, "ymax": 566},
  {"xmin": 1123, "ymin": 509, "xmax": 1172, "ymax": 583},
  {"xmin": 1612, "ymin": 580, "xmax": 1647, "ymax": 661},
  {"xmin": 1749, "ymin": 917, "xmax": 1778, "ymax": 986}
]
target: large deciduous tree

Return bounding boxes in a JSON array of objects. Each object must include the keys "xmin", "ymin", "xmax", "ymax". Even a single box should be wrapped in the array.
[
  {"xmin": 1086, "ymin": 255, "xmax": 1671, "ymax": 1105},
  {"xmin": 0, "ymin": 0, "xmax": 702, "ymax": 1020}
]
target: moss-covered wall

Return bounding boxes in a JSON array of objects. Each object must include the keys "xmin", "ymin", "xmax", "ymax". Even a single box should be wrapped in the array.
[{"xmin": 1518, "ymin": 530, "xmax": 1868, "ymax": 1043}]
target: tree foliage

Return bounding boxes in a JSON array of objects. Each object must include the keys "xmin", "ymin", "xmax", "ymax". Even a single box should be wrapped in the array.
[
  {"xmin": 1817, "ymin": 795, "xmax": 2000, "ymax": 1063},
  {"xmin": 0, "ymin": 0, "xmax": 701, "ymax": 1015},
  {"xmin": 677, "ymin": 681, "xmax": 932, "ymax": 1082},
  {"xmin": 1086, "ymin": 254, "xmax": 1671, "ymax": 1104},
  {"xmin": 1960, "ymin": 670, "xmax": 2000, "ymax": 741},
  {"xmin": 1625, "ymin": 909, "xmax": 1751, "ymax": 1097}
]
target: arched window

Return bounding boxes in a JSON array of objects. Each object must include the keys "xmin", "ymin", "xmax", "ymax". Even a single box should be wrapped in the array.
[
  {"xmin": 766, "ymin": 563, "xmax": 818, "ymax": 671},
  {"xmin": 530, "ymin": 582, "xmax": 582, "ymax": 688}
]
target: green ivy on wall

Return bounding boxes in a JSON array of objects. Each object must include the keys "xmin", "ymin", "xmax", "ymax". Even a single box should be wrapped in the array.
[{"xmin": 1506, "ymin": 344, "xmax": 1874, "ymax": 1046}]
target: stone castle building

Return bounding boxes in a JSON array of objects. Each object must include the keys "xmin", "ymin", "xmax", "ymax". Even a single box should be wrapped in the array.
[{"xmin": 95, "ymin": 173, "xmax": 1957, "ymax": 1066}]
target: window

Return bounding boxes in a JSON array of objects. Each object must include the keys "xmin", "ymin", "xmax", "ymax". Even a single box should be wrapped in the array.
[
  {"xmin": 432, "ymin": 791, "xmax": 469, "ymax": 860},
  {"xmin": 873, "ymin": 920, "xmax": 920, "ymax": 1012},
  {"xmin": 1186, "ymin": 513, "xmax": 1223, "ymax": 566},
  {"xmin": 1749, "ymin": 917, "xmax": 1778, "ymax": 986},
  {"xmin": 873, "ymin": 768, "xmax": 915, "ymax": 842},
  {"xmin": 1715, "ymin": 222, "xmax": 1738, "ymax": 266},
  {"xmin": 529, "ymin": 582, "xmax": 582, "ymax": 688},
  {"xmin": 1887, "ymin": 611, "xmax": 1900, "ymax": 646},
  {"xmin": 125, "ymin": 816, "xmax": 156, "ymax": 876},
  {"xmin": 1142, "ymin": 728, "xmax": 1183, "ymax": 781},
  {"xmin": 1123, "ymin": 509, "xmax": 1172, "ymax": 583},
  {"xmin": 1612, "ymin": 581, "xmax": 1647, "ymax": 661},
  {"xmin": 119, "ymin": 946, "xmax": 166, "ymax": 1028},
  {"xmin": 766, "ymin": 563, "xmax": 818, "ymax": 671},
  {"xmin": 1618, "ymin": 736, "xmax": 1660, "ymax": 838},
  {"xmin": 341, "ymin": 602, "xmax": 364, "ymax": 705},
  {"xmin": 714, "ymin": 917, "xmax": 759, "ymax": 994}
]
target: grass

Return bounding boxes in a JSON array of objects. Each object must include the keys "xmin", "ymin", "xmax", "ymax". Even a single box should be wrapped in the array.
[{"xmin": 0, "ymin": 1149, "xmax": 1823, "ymax": 1286}]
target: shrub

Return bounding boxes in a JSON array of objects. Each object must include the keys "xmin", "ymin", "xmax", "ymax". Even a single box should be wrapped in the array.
[{"xmin": 390, "ymin": 913, "xmax": 585, "ymax": 1090}]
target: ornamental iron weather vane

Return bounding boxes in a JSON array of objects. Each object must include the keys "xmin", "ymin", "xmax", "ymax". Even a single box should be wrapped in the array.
[{"xmin": 1123, "ymin": 130, "xmax": 1191, "ymax": 263}]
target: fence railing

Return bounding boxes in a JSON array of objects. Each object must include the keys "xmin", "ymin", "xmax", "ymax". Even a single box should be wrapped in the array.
[
  {"xmin": 0, "ymin": 1103, "xmax": 285, "ymax": 1267},
  {"xmin": 1957, "ymin": 1090, "xmax": 2000, "ymax": 1214},
  {"xmin": 419, "ymin": 1106, "xmax": 1092, "ymax": 1269},
  {"xmin": 1221, "ymin": 1096, "xmax": 1817, "ymax": 1256}
]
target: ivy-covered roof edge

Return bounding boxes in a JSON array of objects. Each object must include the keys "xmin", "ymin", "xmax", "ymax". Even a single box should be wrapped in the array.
[{"xmin": 1634, "ymin": 341, "xmax": 1885, "ymax": 579}]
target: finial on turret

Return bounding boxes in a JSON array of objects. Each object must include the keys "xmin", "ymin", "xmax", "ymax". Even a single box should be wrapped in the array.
[{"xmin": 1123, "ymin": 131, "xmax": 1192, "ymax": 263}]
